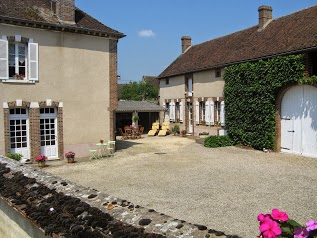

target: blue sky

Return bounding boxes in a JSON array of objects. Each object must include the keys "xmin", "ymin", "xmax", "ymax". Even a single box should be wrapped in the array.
[{"xmin": 76, "ymin": 0, "xmax": 317, "ymax": 83}]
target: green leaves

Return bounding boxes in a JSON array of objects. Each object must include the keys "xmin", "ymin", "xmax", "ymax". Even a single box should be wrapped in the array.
[
  {"xmin": 224, "ymin": 54, "xmax": 305, "ymax": 150},
  {"xmin": 120, "ymin": 81, "xmax": 159, "ymax": 101}
]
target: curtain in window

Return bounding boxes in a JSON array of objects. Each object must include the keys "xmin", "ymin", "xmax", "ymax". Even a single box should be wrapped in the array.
[
  {"xmin": 220, "ymin": 101, "xmax": 225, "ymax": 126},
  {"xmin": 179, "ymin": 101, "xmax": 184, "ymax": 123}
]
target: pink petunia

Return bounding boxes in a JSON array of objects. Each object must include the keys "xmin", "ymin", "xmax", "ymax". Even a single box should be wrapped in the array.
[
  {"xmin": 271, "ymin": 208, "xmax": 288, "ymax": 222},
  {"xmin": 294, "ymin": 227, "xmax": 309, "ymax": 238},
  {"xmin": 306, "ymin": 220, "xmax": 317, "ymax": 231},
  {"xmin": 260, "ymin": 219, "xmax": 282, "ymax": 238}
]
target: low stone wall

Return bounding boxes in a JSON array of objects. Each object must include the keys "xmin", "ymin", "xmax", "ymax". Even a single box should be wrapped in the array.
[{"xmin": 0, "ymin": 156, "xmax": 240, "ymax": 238}]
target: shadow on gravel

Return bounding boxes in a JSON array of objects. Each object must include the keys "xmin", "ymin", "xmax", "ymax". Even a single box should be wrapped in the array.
[{"xmin": 116, "ymin": 140, "xmax": 142, "ymax": 151}]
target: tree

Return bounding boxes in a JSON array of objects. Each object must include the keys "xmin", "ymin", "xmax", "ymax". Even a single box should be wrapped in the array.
[{"xmin": 120, "ymin": 81, "xmax": 159, "ymax": 101}]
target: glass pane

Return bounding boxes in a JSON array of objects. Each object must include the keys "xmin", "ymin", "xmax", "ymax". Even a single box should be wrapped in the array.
[
  {"xmin": 9, "ymin": 66, "xmax": 15, "ymax": 77},
  {"xmin": 22, "ymin": 120, "xmax": 26, "ymax": 124},
  {"xmin": 17, "ymin": 143, "xmax": 21, "ymax": 148},
  {"xmin": 46, "ymin": 141, "xmax": 51, "ymax": 146},
  {"xmin": 11, "ymin": 144, "xmax": 16, "ymax": 149},
  {"xmin": 41, "ymin": 141, "xmax": 45, "ymax": 146},
  {"xmin": 51, "ymin": 141, "xmax": 55, "ymax": 146},
  {"xmin": 40, "ymin": 130, "xmax": 44, "ymax": 135},
  {"xmin": 16, "ymin": 120, "xmax": 20, "ymax": 125},
  {"xmin": 9, "ymin": 109, "xmax": 14, "ymax": 114},
  {"xmin": 9, "ymin": 57, "xmax": 15, "ymax": 66},
  {"xmin": 41, "ymin": 136, "xmax": 45, "ymax": 141},
  {"xmin": 45, "ymin": 119, "xmax": 49, "ymax": 123},
  {"xmin": 22, "ymin": 137, "xmax": 27, "ymax": 142},
  {"xmin": 50, "ymin": 108, "xmax": 55, "ymax": 113},
  {"xmin": 21, "ymin": 109, "xmax": 26, "ymax": 114},
  {"xmin": 45, "ymin": 108, "xmax": 49, "ymax": 113},
  {"xmin": 51, "ymin": 135, "xmax": 55, "ymax": 140},
  {"xmin": 40, "ymin": 108, "xmax": 44, "ymax": 114},
  {"xmin": 40, "ymin": 125, "xmax": 44, "ymax": 130},
  {"xmin": 10, "ymin": 132, "xmax": 15, "ymax": 137},
  {"xmin": 10, "ymin": 120, "xmax": 15, "ymax": 125},
  {"xmin": 46, "ymin": 135, "xmax": 50, "ymax": 140},
  {"xmin": 10, "ymin": 138, "xmax": 15, "ymax": 143},
  {"xmin": 51, "ymin": 129, "xmax": 55, "ymax": 134},
  {"xmin": 16, "ymin": 126, "xmax": 20, "ymax": 131},
  {"xmin": 22, "ymin": 125, "xmax": 26, "ymax": 130},
  {"xmin": 22, "ymin": 131, "xmax": 26, "ymax": 136},
  {"xmin": 46, "ymin": 125, "xmax": 50, "ymax": 129},
  {"xmin": 50, "ymin": 119, "xmax": 54, "ymax": 123},
  {"xmin": 10, "ymin": 126, "xmax": 15, "ymax": 131},
  {"xmin": 17, "ymin": 137, "xmax": 21, "ymax": 142},
  {"xmin": 22, "ymin": 143, "xmax": 27, "ymax": 147},
  {"xmin": 9, "ymin": 44, "xmax": 15, "ymax": 54},
  {"xmin": 18, "ymin": 45, "xmax": 25, "ymax": 55},
  {"xmin": 16, "ymin": 108, "xmax": 20, "ymax": 114}
]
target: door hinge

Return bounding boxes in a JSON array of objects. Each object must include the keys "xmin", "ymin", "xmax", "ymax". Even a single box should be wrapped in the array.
[
  {"xmin": 281, "ymin": 117, "xmax": 291, "ymax": 120},
  {"xmin": 281, "ymin": 147, "xmax": 290, "ymax": 150},
  {"xmin": 287, "ymin": 130, "xmax": 295, "ymax": 133}
]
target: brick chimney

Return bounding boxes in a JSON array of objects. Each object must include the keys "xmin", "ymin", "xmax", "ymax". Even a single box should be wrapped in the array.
[
  {"xmin": 55, "ymin": 0, "xmax": 75, "ymax": 24},
  {"xmin": 258, "ymin": 6, "xmax": 272, "ymax": 29},
  {"xmin": 181, "ymin": 36, "xmax": 192, "ymax": 53}
]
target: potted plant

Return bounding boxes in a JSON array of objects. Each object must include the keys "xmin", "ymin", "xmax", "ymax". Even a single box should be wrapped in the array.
[
  {"xmin": 200, "ymin": 120, "xmax": 206, "ymax": 125},
  {"xmin": 181, "ymin": 129, "xmax": 187, "ymax": 137},
  {"xmin": 132, "ymin": 115, "xmax": 139, "ymax": 121},
  {"xmin": 65, "ymin": 151, "xmax": 75, "ymax": 163},
  {"xmin": 35, "ymin": 155, "xmax": 47, "ymax": 168},
  {"xmin": 172, "ymin": 124, "xmax": 180, "ymax": 135}
]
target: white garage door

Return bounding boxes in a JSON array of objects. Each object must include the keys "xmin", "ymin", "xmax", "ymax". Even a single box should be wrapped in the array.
[{"xmin": 281, "ymin": 85, "xmax": 317, "ymax": 158}]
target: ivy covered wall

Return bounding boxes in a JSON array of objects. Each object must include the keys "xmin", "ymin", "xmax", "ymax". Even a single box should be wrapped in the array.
[{"xmin": 223, "ymin": 54, "xmax": 306, "ymax": 150}]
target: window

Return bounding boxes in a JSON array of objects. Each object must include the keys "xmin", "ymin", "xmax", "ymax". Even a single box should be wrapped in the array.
[
  {"xmin": 166, "ymin": 78, "xmax": 169, "ymax": 85},
  {"xmin": 0, "ymin": 36, "xmax": 38, "ymax": 81},
  {"xmin": 175, "ymin": 102, "xmax": 180, "ymax": 122},
  {"xmin": 200, "ymin": 101, "xmax": 206, "ymax": 123},
  {"xmin": 215, "ymin": 68, "xmax": 221, "ymax": 78},
  {"xmin": 9, "ymin": 43, "xmax": 27, "ymax": 79},
  {"xmin": 186, "ymin": 78, "xmax": 193, "ymax": 96},
  {"xmin": 215, "ymin": 101, "xmax": 221, "ymax": 124}
]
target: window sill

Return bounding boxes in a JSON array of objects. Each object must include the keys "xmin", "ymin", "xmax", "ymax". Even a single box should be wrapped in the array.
[{"xmin": 2, "ymin": 79, "xmax": 36, "ymax": 84}]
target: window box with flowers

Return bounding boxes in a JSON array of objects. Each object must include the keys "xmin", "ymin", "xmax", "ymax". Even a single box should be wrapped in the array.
[
  {"xmin": 35, "ymin": 155, "xmax": 47, "ymax": 168},
  {"xmin": 65, "ymin": 151, "xmax": 75, "ymax": 163}
]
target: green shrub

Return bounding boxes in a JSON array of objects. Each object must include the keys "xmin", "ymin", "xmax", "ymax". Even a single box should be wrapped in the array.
[
  {"xmin": 172, "ymin": 124, "xmax": 180, "ymax": 134},
  {"xmin": 204, "ymin": 135, "xmax": 234, "ymax": 148},
  {"xmin": 6, "ymin": 153, "xmax": 23, "ymax": 161}
]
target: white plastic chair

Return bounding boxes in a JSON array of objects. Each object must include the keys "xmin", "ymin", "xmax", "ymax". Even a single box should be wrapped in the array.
[{"xmin": 107, "ymin": 140, "xmax": 116, "ymax": 156}]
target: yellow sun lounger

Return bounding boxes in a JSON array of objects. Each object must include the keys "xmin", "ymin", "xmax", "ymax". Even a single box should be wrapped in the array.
[
  {"xmin": 147, "ymin": 122, "xmax": 160, "ymax": 136},
  {"xmin": 158, "ymin": 122, "xmax": 170, "ymax": 136}
]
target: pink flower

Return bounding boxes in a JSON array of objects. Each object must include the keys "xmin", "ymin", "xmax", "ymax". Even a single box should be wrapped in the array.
[
  {"xmin": 257, "ymin": 213, "xmax": 271, "ymax": 223},
  {"xmin": 271, "ymin": 208, "xmax": 288, "ymax": 222},
  {"xmin": 260, "ymin": 219, "xmax": 282, "ymax": 238},
  {"xmin": 294, "ymin": 227, "xmax": 309, "ymax": 238},
  {"xmin": 306, "ymin": 220, "xmax": 317, "ymax": 231}
]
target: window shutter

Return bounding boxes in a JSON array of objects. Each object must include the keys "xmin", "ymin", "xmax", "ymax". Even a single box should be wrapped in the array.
[
  {"xmin": 220, "ymin": 101, "xmax": 225, "ymax": 126},
  {"xmin": 171, "ymin": 101, "xmax": 175, "ymax": 122},
  {"xmin": 179, "ymin": 101, "xmax": 184, "ymax": 123},
  {"xmin": 28, "ymin": 42, "xmax": 38, "ymax": 81},
  {"xmin": 169, "ymin": 103, "xmax": 172, "ymax": 122},
  {"xmin": 205, "ymin": 101, "xmax": 210, "ymax": 125},
  {"xmin": 195, "ymin": 100, "xmax": 199, "ymax": 125},
  {"xmin": 210, "ymin": 100, "xmax": 215, "ymax": 126},
  {"xmin": 0, "ymin": 38, "xmax": 8, "ymax": 80}
]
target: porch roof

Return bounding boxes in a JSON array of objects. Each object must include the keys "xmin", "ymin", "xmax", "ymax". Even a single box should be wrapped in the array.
[{"xmin": 116, "ymin": 101, "xmax": 166, "ymax": 113}]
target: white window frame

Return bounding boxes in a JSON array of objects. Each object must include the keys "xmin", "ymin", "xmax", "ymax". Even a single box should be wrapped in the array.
[
  {"xmin": 200, "ymin": 101, "xmax": 206, "ymax": 123},
  {"xmin": 1, "ymin": 36, "xmax": 38, "ymax": 83},
  {"xmin": 9, "ymin": 42, "xmax": 27, "ymax": 80}
]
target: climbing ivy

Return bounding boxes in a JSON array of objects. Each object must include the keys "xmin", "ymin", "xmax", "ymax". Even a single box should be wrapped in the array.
[{"xmin": 223, "ymin": 54, "xmax": 317, "ymax": 150}]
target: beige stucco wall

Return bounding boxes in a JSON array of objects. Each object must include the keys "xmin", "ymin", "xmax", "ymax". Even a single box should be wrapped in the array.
[
  {"xmin": 159, "ymin": 75, "xmax": 184, "ymax": 104},
  {"xmin": 0, "ymin": 24, "xmax": 111, "ymax": 158},
  {"xmin": 193, "ymin": 69, "xmax": 224, "ymax": 98}
]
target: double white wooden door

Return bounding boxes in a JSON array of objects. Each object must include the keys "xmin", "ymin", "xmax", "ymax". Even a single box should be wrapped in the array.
[{"xmin": 281, "ymin": 85, "xmax": 317, "ymax": 158}]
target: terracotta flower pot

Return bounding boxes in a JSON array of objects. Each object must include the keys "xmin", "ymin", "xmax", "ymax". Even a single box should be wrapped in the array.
[
  {"xmin": 37, "ymin": 161, "xmax": 46, "ymax": 168},
  {"xmin": 67, "ymin": 157, "xmax": 75, "ymax": 163}
]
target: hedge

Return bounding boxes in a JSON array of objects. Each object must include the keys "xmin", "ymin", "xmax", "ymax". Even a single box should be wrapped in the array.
[{"xmin": 204, "ymin": 135, "xmax": 234, "ymax": 148}]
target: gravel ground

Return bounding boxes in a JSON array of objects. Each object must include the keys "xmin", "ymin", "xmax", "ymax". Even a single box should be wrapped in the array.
[{"xmin": 43, "ymin": 136, "xmax": 317, "ymax": 237}]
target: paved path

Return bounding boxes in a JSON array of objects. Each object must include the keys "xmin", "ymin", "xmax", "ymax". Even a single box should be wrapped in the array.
[{"xmin": 44, "ymin": 136, "xmax": 317, "ymax": 237}]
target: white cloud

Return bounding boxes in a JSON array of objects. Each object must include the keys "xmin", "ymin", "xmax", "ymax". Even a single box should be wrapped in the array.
[{"xmin": 138, "ymin": 30, "xmax": 155, "ymax": 38}]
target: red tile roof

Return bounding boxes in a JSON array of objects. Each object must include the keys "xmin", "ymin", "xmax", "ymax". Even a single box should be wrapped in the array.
[
  {"xmin": 159, "ymin": 5, "xmax": 317, "ymax": 78},
  {"xmin": 0, "ymin": 0, "xmax": 124, "ymax": 38}
]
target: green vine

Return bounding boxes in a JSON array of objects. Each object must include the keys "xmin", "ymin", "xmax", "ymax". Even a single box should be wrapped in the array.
[{"xmin": 224, "ymin": 54, "xmax": 310, "ymax": 150}]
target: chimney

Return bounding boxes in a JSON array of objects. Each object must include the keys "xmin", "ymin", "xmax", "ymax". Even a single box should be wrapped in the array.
[
  {"xmin": 55, "ymin": 0, "xmax": 75, "ymax": 24},
  {"xmin": 258, "ymin": 6, "xmax": 272, "ymax": 29},
  {"xmin": 181, "ymin": 36, "xmax": 192, "ymax": 53}
]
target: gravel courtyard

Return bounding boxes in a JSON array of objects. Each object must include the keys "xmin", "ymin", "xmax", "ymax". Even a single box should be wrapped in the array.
[{"xmin": 44, "ymin": 136, "xmax": 317, "ymax": 237}]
